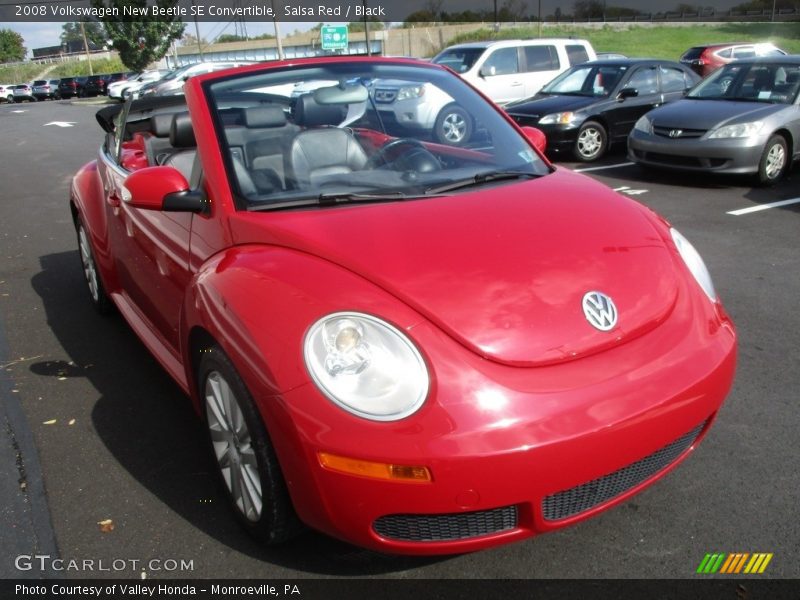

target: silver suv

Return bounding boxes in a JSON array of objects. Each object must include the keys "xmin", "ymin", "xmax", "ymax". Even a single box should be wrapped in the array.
[{"xmin": 140, "ymin": 61, "xmax": 254, "ymax": 97}]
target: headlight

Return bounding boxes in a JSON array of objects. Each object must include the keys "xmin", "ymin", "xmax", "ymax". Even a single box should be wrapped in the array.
[
  {"xmin": 670, "ymin": 228, "xmax": 717, "ymax": 302},
  {"xmin": 538, "ymin": 111, "xmax": 577, "ymax": 125},
  {"xmin": 633, "ymin": 115, "xmax": 652, "ymax": 134},
  {"xmin": 396, "ymin": 85, "xmax": 425, "ymax": 100},
  {"xmin": 708, "ymin": 121, "xmax": 763, "ymax": 139},
  {"xmin": 304, "ymin": 312, "xmax": 429, "ymax": 421}
]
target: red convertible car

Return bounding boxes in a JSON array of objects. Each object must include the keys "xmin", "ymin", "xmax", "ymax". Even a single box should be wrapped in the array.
[{"xmin": 70, "ymin": 57, "xmax": 736, "ymax": 555}]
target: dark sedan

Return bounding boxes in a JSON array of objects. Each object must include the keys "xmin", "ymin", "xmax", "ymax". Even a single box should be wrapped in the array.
[{"xmin": 505, "ymin": 59, "xmax": 700, "ymax": 161}]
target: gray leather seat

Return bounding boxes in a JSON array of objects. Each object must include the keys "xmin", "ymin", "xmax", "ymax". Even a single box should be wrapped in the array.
[{"xmin": 162, "ymin": 112, "xmax": 198, "ymax": 184}]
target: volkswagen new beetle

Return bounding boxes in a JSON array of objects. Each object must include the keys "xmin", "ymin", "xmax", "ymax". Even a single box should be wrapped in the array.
[{"xmin": 70, "ymin": 57, "xmax": 736, "ymax": 554}]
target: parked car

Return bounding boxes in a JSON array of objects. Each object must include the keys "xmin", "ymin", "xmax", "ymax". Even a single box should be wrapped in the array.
[
  {"xmin": 679, "ymin": 42, "xmax": 786, "ymax": 77},
  {"xmin": 108, "ymin": 70, "xmax": 168, "ymax": 100},
  {"xmin": 83, "ymin": 74, "xmax": 112, "ymax": 97},
  {"xmin": 629, "ymin": 56, "xmax": 800, "ymax": 185},
  {"xmin": 73, "ymin": 56, "xmax": 736, "ymax": 555},
  {"xmin": 58, "ymin": 76, "xmax": 88, "ymax": 99},
  {"xmin": 596, "ymin": 52, "xmax": 628, "ymax": 60},
  {"xmin": 0, "ymin": 83, "xmax": 15, "ymax": 102},
  {"xmin": 32, "ymin": 79, "xmax": 61, "ymax": 100},
  {"xmin": 431, "ymin": 38, "xmax": 597, "ymax": 105},
  {"xmin": 12, "ymin": 83, "xmax": 36, "ymax": 102},
  {"xmin": 505, "ymin": 59, "xmax": 700, "ymax": 161},
  {"xmin": 139, "ymin": 61, "xmax": 254, "ymax": 97}
]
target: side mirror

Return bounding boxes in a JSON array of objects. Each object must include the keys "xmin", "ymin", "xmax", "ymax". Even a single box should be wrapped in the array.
[
  {"xmin": 521, "ymin": 126, "xmax": 547, "ymax": 153},
  {"xmin": 479, "ymin": 65, "xmax": 496, "ymax": 78},
  {"xmin": 124, "ymin": 166, "xmax": 207, "ymax": 212},
  {"xmin": 617, "ymin": 87, "xmax": 638, "ymax": 100}
]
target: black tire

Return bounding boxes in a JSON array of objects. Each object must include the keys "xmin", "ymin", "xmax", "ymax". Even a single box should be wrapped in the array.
[
  {"xmin": 75, "ymin": 216, "xmax": 113, "ymax": 314},
  {"xmin": 756, "ymin": 134, "xmax": 788, "ymax": 186},
  {"xmin": 434, "ymin": 104, "xmax": 473, "ymax": 146},
  {"xmin": 199, "ymin": 345, "xmax": 301, "ymax": 544},
  {"xmin": 573, "ymin": 120, "xmax": 607, "ymax": 162},
  {"xmin": 6, "ymin": 95, "xmax": 12, "ymax": 103}
]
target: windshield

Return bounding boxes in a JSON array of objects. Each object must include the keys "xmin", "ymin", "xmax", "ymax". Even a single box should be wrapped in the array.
[
  {"xmin": 432, "ymin": 48, "xmax": 485, "ymax": 73},
  {"xmin": 688, "ymin": 62, "xmax": 800, "ymax": 103},
  {"xmin": 541, "ymin": 64, "xmax": 628, "ymax": 97},
  {"xmin": 204, "ymin": 61, "xmax": 550, "ymax": 210}
]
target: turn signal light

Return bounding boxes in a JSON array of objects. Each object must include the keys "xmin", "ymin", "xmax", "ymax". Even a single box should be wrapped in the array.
[{"xmin": 318, "ymin": 452, "xmax": 432, "ymax": 483}]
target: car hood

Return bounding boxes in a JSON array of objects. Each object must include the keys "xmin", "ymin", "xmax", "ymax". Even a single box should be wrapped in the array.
[
  {"xmin": 505, "ymin": 94, "xmax": 599, "ymax": 117},
  {"xmin": 647, "ymin": 98, "xmax": 785, "ymax": 128},
  {"xmin": 234, "ymin": 169, "xmax": 679, "ymax": 367}
]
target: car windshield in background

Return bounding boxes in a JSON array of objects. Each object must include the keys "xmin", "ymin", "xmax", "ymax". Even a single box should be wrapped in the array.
[
  {"xmin": 431, "ymin": 48, "xmax": 485, "ymax": 73},
  {"xmin": 541, "ymin": 64, "xmax": 629, "ymax": 97},
  {"xmin": 688, "ymin": 62, "xmax": 800, "ymax": 103},
  {"xmin": 205, "ymin": 62, "xmax": 549, "ymax": 210}
]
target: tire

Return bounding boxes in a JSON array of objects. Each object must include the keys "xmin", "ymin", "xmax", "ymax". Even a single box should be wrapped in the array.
[
  {"xmin": 199, "ymin": 345, "xmax": 301, "ymax": 544},
  {"xmin": 6, "ymin": 95, "xmax": 12, "ymax": 103},
  {"xmin": 574, "ymin": 120, "xmax": 607, "ymax": 162},
  {"xmin": 756, "ymin": 134, "xmax": 788, "ymax": 186},
  {"xmin": 434, "ymin": 104, "xmax": 473, "ymax": 146},
  {"xmin": 76, "ymin": 216, "xmax": 113, "ymax": 315}
]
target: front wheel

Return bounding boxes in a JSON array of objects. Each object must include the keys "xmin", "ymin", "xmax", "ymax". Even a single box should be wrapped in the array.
[
  {"xmin": 76, "ymin": 217, "xmax": 113, "ymax": 314},
  {"xmin": 200, "ymin": 346, "xmax": 301, "ymax": 544},
  {"xmin": 757, "ymin": 135, "xmax": 788, "ymax": 186},
  {"xmin": 434, "ymin": 104, "xmax": 473, "ymax": 146},
  {"xmin": 574, "ymin": 120, "xmax": 607, "ymax": 162}
]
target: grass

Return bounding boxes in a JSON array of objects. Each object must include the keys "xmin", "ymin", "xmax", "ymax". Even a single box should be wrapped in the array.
[
  {"xmin": 0, "ymin": 57, "xmax": 126, "ymax": 84},
  {"xmin": 446, "ymin": 23, "xmax": 800, "ymax": 60}
]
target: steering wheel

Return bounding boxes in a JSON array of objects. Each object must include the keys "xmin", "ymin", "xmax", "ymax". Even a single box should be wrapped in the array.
[{"xmin": 366, "ymin": 138, "xmax": 442, "ymax": 173}]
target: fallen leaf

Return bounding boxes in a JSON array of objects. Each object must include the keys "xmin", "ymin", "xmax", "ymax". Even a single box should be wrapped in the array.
[
  {"xmin": 42, "ymin": 419, "xmax": 56, "ymax": 425},
  {"xmin": 68, "ymin": 419, "xmax": 76, "ymax": 426},
  {"xmin": 98, "ymin": 519, "xmax": 114, "ymax": 533},
  {"xmin": 57, "ymin": 377, "xmax": 67, "ymax": 381}
]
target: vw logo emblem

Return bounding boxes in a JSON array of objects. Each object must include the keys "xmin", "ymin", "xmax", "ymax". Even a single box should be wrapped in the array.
[
  {"xmin": 668, "ymin": 129, "xmax": 683, "ymax": 138},
  {"xmin": 582, "ymin": 291, "xmax": 618, "ymax": 331}
]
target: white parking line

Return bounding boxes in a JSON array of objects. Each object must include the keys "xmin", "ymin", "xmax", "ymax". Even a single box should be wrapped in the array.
[
  {"xmin": 727, "ymin": 197, "xmax": 800, "ymax": 216},
  {"xmin": 572, "ymin": 162, "xmax": 635, "ymax": 173}
]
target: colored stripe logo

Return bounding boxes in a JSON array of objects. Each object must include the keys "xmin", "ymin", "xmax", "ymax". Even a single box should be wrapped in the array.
[{"xmin": 696, "ymin": 553, "xmax": 773, "ymax": 574}]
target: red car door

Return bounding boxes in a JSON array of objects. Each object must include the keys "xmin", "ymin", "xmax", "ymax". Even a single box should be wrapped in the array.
[{"xmin": 98, "ymin": 135, "xmax": 193, "ymax": 359}]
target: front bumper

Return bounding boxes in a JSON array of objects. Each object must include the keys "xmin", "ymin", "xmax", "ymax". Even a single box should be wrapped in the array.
[
  {"xmin": 271, "ymin": 281, "xmax": 736, "ymax": 555},
  {"xmin": 628, "ymin": 129, "xmax": 765, "ymax": 174}
]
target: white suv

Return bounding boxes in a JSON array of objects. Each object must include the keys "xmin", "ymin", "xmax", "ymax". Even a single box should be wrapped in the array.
[
  {"xmin": 372, "ymin": 39, "xmax": 596, "ymax": 146},
  {"xmin": 433, "ymin": 38, "xmax": 596, "ymax": 104}
]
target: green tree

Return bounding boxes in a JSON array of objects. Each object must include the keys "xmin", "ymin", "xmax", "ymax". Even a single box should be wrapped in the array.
[
  {"xmin": 91, "ymin": 0, "xmax": 185, "ymax": 72},
  {"xmin": 61, "ymin": 22, "xmax": 106, "ymax": 47},
  {"xmin": 0, "ymin": 29, "xmax": 26, "ymax": 63}
]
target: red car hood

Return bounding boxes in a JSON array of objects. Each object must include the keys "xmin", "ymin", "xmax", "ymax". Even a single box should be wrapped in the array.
[{"xmin": 233, "ymin": 169, "xmax": 679, "ymax": 366}]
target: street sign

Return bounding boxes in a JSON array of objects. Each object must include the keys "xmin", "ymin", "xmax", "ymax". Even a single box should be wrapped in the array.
[{"xmin": 321, "ymin": 25, "xmax": 348, "ymax": 51}]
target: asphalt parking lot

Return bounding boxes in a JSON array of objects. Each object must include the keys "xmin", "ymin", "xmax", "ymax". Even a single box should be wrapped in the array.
[{"xmin": 0, "ymin": 99, "xmax": 798, "ymax": 580}]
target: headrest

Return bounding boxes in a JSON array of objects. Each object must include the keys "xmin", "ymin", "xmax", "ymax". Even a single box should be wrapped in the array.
[
  {"xmin": 150, "ymin": 113, "xmax": 174, "ymax": 137},
  {"xmin": 170, "ymin": 112, "xmax": 196, "ymax": 148},
  {"xmin": 243, "ymin": 106, "xmax": 287, "ymax": 128},
  {"xmin": 786, "ymin": 71, "xmax": 800, "ymax": 83},
  {"xmin": 293, "ymin": 93, "xmax": 347, "ymax": 128}
]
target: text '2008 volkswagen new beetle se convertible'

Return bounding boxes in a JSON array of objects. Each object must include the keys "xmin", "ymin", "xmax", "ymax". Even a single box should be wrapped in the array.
[{"xmin": 70, "ymin": 57, "xmax": 736, "ymax": 555}]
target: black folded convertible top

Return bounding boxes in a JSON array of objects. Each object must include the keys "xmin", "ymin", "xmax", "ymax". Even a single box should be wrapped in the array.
[{"xmin": 95, "ymin": 95, "xmax": 189, "ymax": 133}]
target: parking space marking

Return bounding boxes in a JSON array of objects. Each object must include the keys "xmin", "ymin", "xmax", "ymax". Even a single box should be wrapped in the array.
[
  {"xmin": 613, "ymin": 185, "xmax": 649, "ymax": 196},
  {"xmin": 43, "ymin": 121, "xmax": 76, "ymax": 128},
  {"xmin": 727, "ymin": 198, "xmax": 800, "ymax": 216},
  {"xmin": 573, "ymin": 162, "xmax": 635, "ymax": 173}
]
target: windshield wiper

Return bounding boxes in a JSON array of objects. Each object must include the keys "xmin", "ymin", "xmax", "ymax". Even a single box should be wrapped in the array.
[
  {"xmin": 316, "ymin": 191, "xmax": 429, "ymax": 206},
  {"xmin": 425, "ymin": 170, "xmax": 541, "ymax": 194}
]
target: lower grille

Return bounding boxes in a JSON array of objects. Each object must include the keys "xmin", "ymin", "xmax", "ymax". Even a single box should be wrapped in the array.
[
  {"xmin": 542, "ymin": 423, "xmax": 704, "ymax": 521},
  {"xmin": 373, "ymin": 505, "xmax": 518, "ymax": 542}
]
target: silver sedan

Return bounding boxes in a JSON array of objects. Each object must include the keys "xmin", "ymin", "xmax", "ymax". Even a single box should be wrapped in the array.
[{"xmin": 628, "ymin": 56, "xmax": 800, "ymax": 185}]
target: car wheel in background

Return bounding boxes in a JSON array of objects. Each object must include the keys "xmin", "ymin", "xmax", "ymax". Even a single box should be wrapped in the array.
[
  {"xmin": 76, "ymin": 217, "xmax": 113, "ymax": 314},
  {"xmin": 574, "ymin": 120, "xmax": 607, "ymax": 162},
  {"xmin": 199, "ymin": 345, "xmax": 301, "ymax": 544},
  {"xmin": 6, "ymin": 95, "xmax": 12, "ymax": 103},
  {"xmin": 757, "ymin": 135, "xmax": 788, "ymax": 186},
  {"xmin": 434, "ymin": 104, "xmax": 473, "ymax": 146}
]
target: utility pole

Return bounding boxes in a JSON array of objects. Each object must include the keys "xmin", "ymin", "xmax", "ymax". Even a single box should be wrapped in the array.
[
  {"xmin": 363, "ymin": 0, "xmax": 370, "ymax": 56},
  {"xmin": 80, "ymin": 20, "xmax": 93, "ymax": 75},
  {"xmin": 270, "ymin": 0, "xmax": 284, "ymax": 60},
  {"xmin": 191, "ymin": 0, "xmax": 203, "ymax": 58}
]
